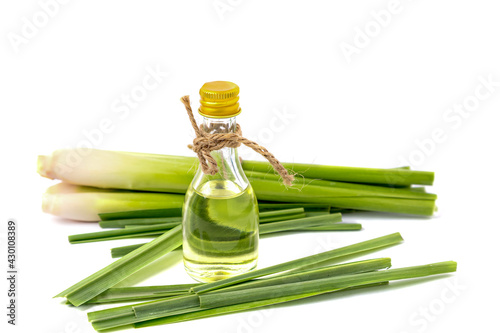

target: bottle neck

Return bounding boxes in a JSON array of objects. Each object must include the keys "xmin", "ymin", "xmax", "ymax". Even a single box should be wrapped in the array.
[
  {"xmin": 191, "ymin": 116, "xmax": 249, "ymax": 191},
  {"xmin": 202, "ymin": 116, "xmax": 238, "ymax": 161}
]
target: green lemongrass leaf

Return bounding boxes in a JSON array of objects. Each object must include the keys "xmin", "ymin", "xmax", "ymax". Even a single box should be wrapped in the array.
[
  {"xmin": 91, "ymin": 295, "xmax": 201, "ymax": 331},
  {"xmin": 242, "ymin": 159, "xmax": 434, "ymax": 186},
  {"xmin": 56, "ymin": 225, "xmax": 183, "ymax": 306},
  {"xmin": 99, "ymin": 207, "xmax": 183, "ymax": 221},
  {"xmin": 304, "ymin": 223, "xmax": 362, "ymax": 231},
  {"xmin": 130, "ymin": 258, "xmax": 388, "ymax": 321},
  {"xmin": 112, "ymin": 244, "xmax": 146, "ymax": 258},
  {"xmin": 258, "ymin": 202, "xmax": 330, "ymax": 212},
  {"xmin": 109, "ymin": 214, "xmax": 347, "ymax": 258},
  {"xmin": 135, "ymin": 283, "xmax": 389, "ymax": 328},
  {"xmin": 247, "ymin": 171, "xmax": 436, "ymax": 200},
  {"xmin": 259, "ymin": 213, "xmax": 342, "ymax": 235},
  {"xmin": 191, "ymin": 232, "xmax": 404, "ymax": 294},
  {"xmin": 304, "ymin": 211, "xmax": 331, "ymax": 217},
  {"xmin": 100, "ymin": 208, "xmax": 306, "ymax": 228},
  {"xmin": 85, "ymin": 283, "xmax": 200, "ymax": 304},
  {"xmin": 259, "ymin": 213, "xmax": 306, "ymax": 223},
  {"xmin": 211, "ymin": 258, "xmax": 391, "ymax": 293},
  {"xmin": 100, "ymin": 216, "xmax": 182, "ymax": 228},
  {"xmin": 68, "ymin": 223, "xmax": 179, "ymax": 244},
  {"xmin": 86, "ymin": 258, "xmax": 385, "ymax": 305},
  {"xmin": 258, "ymin": 208, "xmax": 304, "ymax": 218},
  {"xmin": 110, "ymin": 221, "xmax": 362, "ymax": 258},
  {"xmin": 199, "ymin": 261, "xmax": 457, "ymax": 309},
  {"xmin": 249, "ymin": 177, "xmax": 436, "ymax": 216}
]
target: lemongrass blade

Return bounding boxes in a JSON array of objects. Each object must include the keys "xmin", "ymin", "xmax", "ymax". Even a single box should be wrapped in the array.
[
  {"xmin": 99, "ymin": 208, "xmax": 182, "ymax": 221},
  {"xmin": 136, "ymin": 283, "xmax": 389, "ymax": 328},
  {"xmin": 259, "ymin": 213, "xmax": 342, "ymax": 235},
  {"xmin": 198, "ymin": 261, "xmax": 457, "ymax": 309},
  {"xmin": 192, "ymin": 232, "xmax": 404, "ymax": 294},
  {"xmin": 85, "ymin": 283, "xmax": 200, "ymax": 304},
  {"xmin": 56, "ymin": 225, "xmax": 183, "ymax": 306},
  {"xmin": 259, "ymin": 213, "xmax": 306, "ymax": 223},
  {"xmin": 99, "ymin": 217, "xmax": 182, "ymax": 228},
  {"xmin": 217, "ymin": 258, "xmax": 391, "ymax": 293},
  {"xmin": 259, "ymin": 208, "xmax": 304, "ymax": 218},
  {"xmin": 68, "ymin": 223, "xmax": 178, "ymax": 244},
  {"xmin": 242, "ymin": 160, "xmax": 434, "ymax": 186}
]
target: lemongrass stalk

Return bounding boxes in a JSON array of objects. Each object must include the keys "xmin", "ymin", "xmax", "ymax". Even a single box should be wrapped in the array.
[
  {"xmin": 91, "ymin": 295, "xmax": 201, "ymax": 331},
  {"xmin": 259, "ymin": 208, "xmax": 304, "ymax": 218},
  {"xmin": 39, "ymin": 149, "xmax": 436, "ymax": 217},
  {"xmin": 38, "ymin": 149, "xmax": 197, "ymax": 193},
  {"xmin": 242, "ymin": 160, "xmax": 434, "ymax": 186},
  {"xmin": 100, "ymin": 216, "xmax": 182, "ymax": 228},
  {"xmin": 197, "ymin": 261, "xmax": 457, "ymax": 309},
  {"xmin": 135, "ymin": 283, "xmax": 389, "ymax": 328},
  {"xmin": 259, "ymin": 202, "xmax": 331, "ymax": 212},
  {"xmin": 99, "ymin": 207, "xmax": 182, "ymax": 220},
  {"xmin": 85, "ymin": 283, "xmax": 200, "ymax": 304},
  {"xmin": 214, "ymin": 258, "xmax": 390, "ymax": 293},
  {"xmin": 68, "ymin": 223, "xmax": 181, "ymax": 244},
  {"xmin": 43, "ymin": 183, "xmax": 184, "ymax": 222},
  {"xmin": 45, "ymin": 181, "xmax": 435, "ymax": 222},
  {"xmin": 88, "ymin": 258, "xmax": 391, "ymax": 326},
  {"xmin": 129, "ymin": 261, "xmax": 456, "ymax": 326},
  {"xmin": 56, "ymin": 225, "xmax": 183, "ymax": 306},
  {"xmin": 38, "ymin": 149, "xmax": 433, "ymax": 190},
  {"xmin": 73, "ymin": 213, "xmax": 347, "ymax": 245},
  {"xmin": 247, "ymin": 171, "xmax": 437, "ymax": 200},
  {"xmin": 99, "ymin": 208, "xmax": 306, "ymax": 229},
  {"xmin": 192, "ymin": 232, "xmax": 403, "ymax": 294},
  {"xmin": 259, "ymin": 213, "xmax": 306, "ymax": 223},
  {"xmin": 110, "ymin": 221, "xmax": 361, "ymax": 258},
  {"xmin": 86, "ymin": 258, "xmax": 387, "ymax": 305},
  {"xmin": 259, "ymin": 213, "xmax": 343, "ymax": 234},
  {"xmin": 249, "ymin": 177, "xmax": 436, "ymax": 216}
]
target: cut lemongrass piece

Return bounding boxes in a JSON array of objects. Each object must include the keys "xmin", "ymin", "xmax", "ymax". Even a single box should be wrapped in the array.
[
  {"xmin": 242, "ymin": 160, "xmax": 434, "ymax": 186},
  {"xmin": 258, "ymin": 202, "xmax": 331, "ymax": 212},
  {"xmin": 87, "ymin": 258, "xmax": 387, "ymax": 304},
  {"xmin": 215, "ymin": 258, "xmax": 391, "ymax": 293},
  {"xmin": 93, "ymin": 258, "xmax": 391, "ymax": 328},
  {"xmin": 100, "ymin": 217, "xmax": 182, "ymax": 228},
  {"xmin": 258, "ymin": 208, "xmax": 304, "ymax": 218},
  {"xmin": 100, "ymin": 208, "xmax": 305, "ymax": 228},
  {"xmin": 99, "ymin": 208, "xmax": 182, "ymax": 221},
  {"xmin": 109, "ymin": 213, "xmax": 352, "ymax": 258},
  {"xmin": 85, "ymin": 283, "xmax": 200, "ymax": 304},
  {"xmin": 192, "ymin": 232, "xmax": 404, "ymax": 294},
  {"xmin": 56, "ymin": 225, "xmax": 183, "ymax": 306},
  {"xmin": 259, "ymin": 213, "xmax": 342, "ymax": 235},
  {"xmin": 68, "ymin": 223, "xmax": 179, "ymax": 244},
  {"xmin": 198, "ymin": 261, "xmax": 457, "ymax": 309},
  {"xmin": 135, "ymin": 283, "xmax": 389, "ymax": 328},
  {"xmin": 132, "ymin": 261, "xmax": 456, "ymax": 324}
]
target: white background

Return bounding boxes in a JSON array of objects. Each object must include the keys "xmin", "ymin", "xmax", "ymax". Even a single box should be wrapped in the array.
[{"xmin": 1, "ymin": 1, "xmax": 499, "ymax": 332}]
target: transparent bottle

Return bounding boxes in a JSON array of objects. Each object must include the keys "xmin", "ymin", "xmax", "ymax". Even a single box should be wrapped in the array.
[{"xmin": 182, "ymin": 81, "xmax": 259, "ymax": 282}]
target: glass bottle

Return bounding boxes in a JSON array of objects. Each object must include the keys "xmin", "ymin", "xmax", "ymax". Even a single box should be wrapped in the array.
[{"xmin": 182, "ymin": 81, "xmax": 259, "ymax": 282}]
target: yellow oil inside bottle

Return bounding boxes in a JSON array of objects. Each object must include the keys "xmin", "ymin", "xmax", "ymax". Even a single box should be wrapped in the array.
[{"xmin": 182, "ymin": 179, "xmax": 259, "ymax": 282}]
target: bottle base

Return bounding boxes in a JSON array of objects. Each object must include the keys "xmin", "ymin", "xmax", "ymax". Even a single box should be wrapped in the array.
[{"xmin": 184, "ymin": 259, "xmax": 258, "ymax": 282}]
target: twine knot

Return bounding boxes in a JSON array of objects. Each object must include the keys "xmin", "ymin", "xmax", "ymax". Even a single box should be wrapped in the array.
[{"xmin": 181, "ymin": 95, "xmax": 294, "ymax": 186}]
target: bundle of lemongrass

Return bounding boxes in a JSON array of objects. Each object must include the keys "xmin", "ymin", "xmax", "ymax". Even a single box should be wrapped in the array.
[
  {"xmin": 38, "ymin": 149, "xmax": 454, "ymax": 331},
  {"xmin": 54, "ymin": 230, "xmax": 456, "ymax": 331},
  {"xmin": 39, "ymin": 148, "xmax": 437, "ymax": 221}
]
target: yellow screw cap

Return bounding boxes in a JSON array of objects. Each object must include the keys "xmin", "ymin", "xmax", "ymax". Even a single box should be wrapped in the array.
[{"xmin": 199, "ymin": 81, "xmax": 241, "ymax": 118}]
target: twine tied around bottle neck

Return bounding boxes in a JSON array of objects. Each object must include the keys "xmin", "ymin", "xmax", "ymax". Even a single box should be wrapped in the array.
[{"xmin": 180, "ymin": 95, "xmax": 294, "ymax": 186}]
